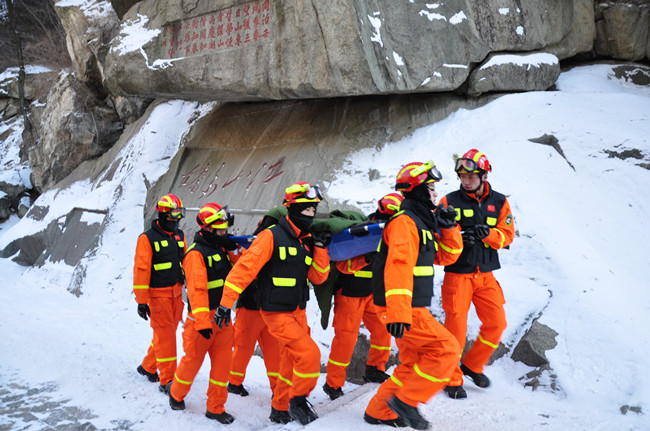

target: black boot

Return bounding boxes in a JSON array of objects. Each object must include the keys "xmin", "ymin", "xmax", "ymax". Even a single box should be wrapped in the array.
[
  {"xmin": 227, "ymin": 382, "xmax": 249, "ymax": 397},
  {"xmin": 322, "ymin": 382, "xmax": 344, "ymax": 400},
  {"xmin": 289, "ymin": 396, "xmax": 318, "ymax": 425},
  {"xmin": 444, "ymin": 385, "xmax": 467, "ymax": 399},
  {"xmin": 206, "ymin": 410, "xmax": 235, "ymax": 424},
  {"xmin": 387, "ymin": 397, "xmax": 430, "ymax": 430},
  {"xmin": 363, "ymin": 412, "xmax": 407, "ymax": 427},
  {"xmin": 461, "ymin": 364, "xmax": 490, "ymax": 388},
  {"xmin": 159, "ymin": 381, "xmax": 172, "ymax": 395},
  {"xmin": 269, "ymin": 407, "xmax": 293, "ymax": 424},
  {"xmin": 137, "ymin": 365, "xmax": 159, "ymax": 383},
  {"xmin": 363, "ymin": 365, "xmax": 390, "ymax": 383},
  {"xmin": 169, "ymin": 390, "xmax": 185, "ymax": 411}
]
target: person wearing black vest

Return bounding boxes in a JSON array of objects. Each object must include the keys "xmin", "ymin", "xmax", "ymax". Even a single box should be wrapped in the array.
[
  {"xmin": 439, "ymin": 149, "xmax": 515, "ymax": 400},
  {"xmin": 133, "ymin": 193, "xmax": 186, "ymax": 393},
  {"xmin": 322, "ymin": 193, "xmax": 403, "ymax": 402},
  {"xmin": 216, "ymin": 182, "xmax": 330, "ymax": 425},
  {"xmin": 364, "ymin": 161, "xmax": 463, "ymax": 430},
  {"xmin": 167, "ymin": 202, "xmax": 241, "ymax": 424}
]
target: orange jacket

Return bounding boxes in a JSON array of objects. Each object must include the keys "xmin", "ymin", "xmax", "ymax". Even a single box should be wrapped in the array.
[
  {"xmin": 184, "ymin": 247, "xmax": 241, "ymax": 331},
  {"xmin": 382, "ymin": 214, "xmax": 462, "ymax": 324},
  {"xmin": 133, "ymin": 221, "xmax": 186, "ymax": 304},
  {"xmin": 220, "ymin": 216, "xmax": 330, "ymax": 309}
]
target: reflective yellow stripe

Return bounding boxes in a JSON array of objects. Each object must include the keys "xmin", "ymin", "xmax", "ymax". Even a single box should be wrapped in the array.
[
  {"xmin": 385, "ymin": 289, "xmax": 412, "ymax": 298},
  {"xmin": 207, "ymin": 279, "xmax": 224, "ymax": 289},
  {"xmin": 354, "ymin": 270, "xmax": 372, "ymax": 278},
  {"xmin": 267, "ymin": 371, "xmax": 279, "ymax": 378},
  {"xmin": 493, "ymin": 228, "xmax": 506, "ymax": 249},
  {"xmin": 439, "ymin": 242, "xmax": 462, "ymax": 254},
  {"xmin": 157, "ymin": 356, "xmax": 177, "ymax": 363},
  {"xmin": 225, "ymin": 280, "xmax": 243, "ymax": 294},
  {"xmin": 154, "ymin": 242, "xmax": 160, "ymax": 252},
  {"xmin": 305, "ymin": 256, "xmax": 313, "ymax": 266},
  {"xmin": 421, "ymin": 229, "xmax": 433, "ymax": 245},
  {"xmin": 174, "ymin": 373, "xmax": 192, "ymax": 385},
  {"xmin": 153, "ymin": 262, "xmax": 172, "ymax": 271},
  {"xmin": 288, "ymin": 247, "xmax": 297, "ymax": 256},
  {"xmin": 390, "ymin": 375, "xmax": 403, "ymax": 387},
  {"xmin": 161, "ymin": 240, "xmax": 168, "ymax": 247},
  {"xmin": 279, "ymin": 247, "xmax": 286, "ymax": 260},
  {"xmin": 293, "ymin": 368, "xmax": 320, "ymax": 379},
  {"xmin": 486, "ymin": 217, "xmax": 497, "ymax": 226},
  {"xmin": 209, "ymin": 379, "xmax": 228, "ymax": 387},
  {"xmin": 177, "ymin": 241, "xmax": 184, "ymax": 248},
  {"xmin": 454, "ymin": 208, "xmax": 461, "ymax": 221},
  {"xmin": 413, "ymin": 266, "xmax": 434, "ymax": 276},
  {"xmin": 273, "ymin": 277, "xmax": 296, "ymax": 287},
  {"xmin": 328, "ymin": 358, "xmax": 350, "ymax": 367},
  {"xmin": 370, "ymin": 344, "xmax": 391, "ymax": 351},
  {"xmin": 230, "ymin": 370, "xmax": 245, "ymax": 377},
  {"xmin": 312, "ymin": 262, "xmax": 330, "ymax": 274},
  {"xmin": 208, "ymin": 254, "xmax": 222, "ymax": 267},
  {"xmin": 133, "ymin": 285, "xmax": 149, "ymax": 290},
  {"xmin": 278, "ymin": 374, "xmax": 293, "ymax": 386},
  {"xmin": 478, "ymin": 334, "xmax": 499, "ymax": 349},
  {"xmin": 463, "ymin": 209, "xmax": 474, "ymax": 217},
  {"xmin": 193, "ymin": 307, "xmax": 210, "ymax": 314},
  {"xmin": 414, "ymin": 363, "xmax": 450, "ymax": 383}
]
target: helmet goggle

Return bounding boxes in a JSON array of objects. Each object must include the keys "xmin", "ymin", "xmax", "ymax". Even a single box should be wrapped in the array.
[
  {"xmin": 454, "ymin": 158, "xmax": 481, "ymax": 174},
  {"xmin": 203, "ymin": 205, "xmax": 234, "ymax": 228},
  {"xmin": 157, "ymin": 199, "xmax": 185, "ymax": 219},
  {"xmin": 285, "ymin": 183, "xmax": 323, "ymax": 202},
  {"xmin": 412, "ymin": 160, "xmax": 442, "ymax": 183}
]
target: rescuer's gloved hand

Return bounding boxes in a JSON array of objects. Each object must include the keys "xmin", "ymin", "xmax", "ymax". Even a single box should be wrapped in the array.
[
  {"xmin": 435, "ymin": 204, "xmax": 457, "ymax": 229},
  {"xmin": 312, "ymin": 231, "xmax": 332, "ymax": 248},
  {"xmin": 214, "ymin": 305, "xmax": 232, "ymax": 329},
  {"xmin": 137, "ymin": 304, "xmax": 151, "ymax": 321},
  {"xmin": 198, "ymin": 328, "xmax": 213, "ymax": 340},
  {"xmin": 386, "ymin": 322, "xmax": 411, "ymax": 339},
  {"xmin": 474, "ymin": 224, "xmax": 490, "ymax": 239},
  {"xmin": 216, "ymin": 234, "xmax": 239, "ymax": 251},
  {"xmin": 461, "ymin": 230, "xmax": 476, "ymax": 247}
]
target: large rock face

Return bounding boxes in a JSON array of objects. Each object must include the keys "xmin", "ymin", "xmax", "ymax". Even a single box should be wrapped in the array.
[{"xmin": 103, "ymin": 0, "xmax": 590, "ymax": 102}]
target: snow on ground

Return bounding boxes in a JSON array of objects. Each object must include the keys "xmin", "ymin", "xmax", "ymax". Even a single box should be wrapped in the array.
[{"xmin": 1, "ymin": 64, "xmax": 649, "ymax": 431}]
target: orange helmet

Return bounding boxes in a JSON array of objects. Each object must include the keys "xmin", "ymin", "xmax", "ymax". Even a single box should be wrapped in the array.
[
  {"xmin": 155, "ymin": 193, "xmax": 185, "ymax": 219},
  {"xmin": 377, "ymin": 192, "xmax": 403, "ymax": 216},
  {"xmin": 395, "ymin": 161, "xmax": 442, "ymax": 192},
  {"xmin": 454, "ymin": 149, "xmax": 492, "ymax": 174},
  {"xmin": 196, "ymin": 202, "xmax": 234, "ymax": 229},
  {"xmin": 283, "ymin": 181, "xmax": 322, "ymax": 207}
]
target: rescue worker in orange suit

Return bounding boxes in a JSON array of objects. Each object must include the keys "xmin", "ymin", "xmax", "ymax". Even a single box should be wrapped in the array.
[
  {"xmin": 323, "ymin": 193, "xmax": 403, "ymax": 401},
  {"xmin": 215, "ymin": 181, "xmax": 330, "ymax": 426},
  {"xmin": 167, "ymin": 203, "xmax": 241, "ymax": 424},
  {"xmin": 439, "ymin": 149, "xmax": 515, "ymax": 399},
  {"xmin": 228, "ymin": 219, "xmax": 282, "ymax": 398},
  {"xmin": 364, "ymin": 161, "xmax": 463, "ymax": 430},
  {"xmin": 133, "ymin": 193, "xmax": 186, "ymax": 393}
]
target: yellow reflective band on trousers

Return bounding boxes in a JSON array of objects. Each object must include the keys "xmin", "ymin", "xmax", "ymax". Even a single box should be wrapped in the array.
[
  {"xmin": 414, "ymin": 363, "xmax": 450, "ymax": 383},
  {"xmin": 390, "ymin": 375, "xmax": 404, "ymax": 387},
  {"xmin": 225, "ymin": 281, "xmax": 243, "ymax": 294},
  {"xmin": 413, "ymin": 266, "xmax": 434, "ymax": 276},
  {"xmin": 133, "ymin": 285, "xmax": 149, "ymax": 290},
  {"xmin": 157, "ymin": 356, "xmax": 177, "ymax": 363},
  {"xmin": 293, "ymin": 368, "xmax": 320, "ymax": 379},
  {"xmin": 478, "ymin": 334, "xmax": 499, "ymax": 349},
  {"xmin": 354, "ymin": 270, "xmax": 372, "ymax": 278},
  {"xmin": 267, "ymin": 371, "xmax": 279, "ymax": 378},
  {"xmin": 209, "ymin": 379, "xmax": 228, "ymax": 387},
  {"xmin": 272, "ymin": 277, "xmax": 296, "ymax": 287},
  {"xmin": 278, "ymin": 374, "xmax": 293, "ymax": 386},
  {"xmin": 174, "ymin": 373, "xmax": 192, "ymax": 385},
  {"xmin": 208, "ymin": 279, "xmax": 224, "ymax": 289},
  {"xmin": 153, "ymin": 262, "xmax": 172, "ymax": 271},
  {"xmin": 328, "ymin": 358, "xmax": 350, "ymax": 367},
  {"xmin": 385, "ymin": 289, "xmax": 413, "ymax": 298},
  {"xmin": 230, "ymin": 370, "xmax": 244, "ymax": 377},
  {"xmin": 370, "ymin": 344, "xmax": 391, "ymax": 351}
]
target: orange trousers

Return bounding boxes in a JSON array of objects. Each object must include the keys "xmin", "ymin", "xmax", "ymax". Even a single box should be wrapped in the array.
[
  {"xmin": 170, "ymin": 315, "xmax": 234, "ymax": 414},
  {"xmin": 441, "ymin": 271, "xmax": 507, "ymax": 386},
  {"xmin": 326, "ymin": 293, "xmax": 391, "ymax": 389},
  {"xmin": 261, "ymin": 308, "xmax": 321, "ymax": 411},
  {"xmin": 231, "ymin": 307, "xmax": 281, "ymax": 390},
  {"xmin": 365, "ymin": 308, "xmax": 459, "ymax": 421},
  {"xmin": 140, "ymin": 295, "xmax": 183, "ymax": 387}
]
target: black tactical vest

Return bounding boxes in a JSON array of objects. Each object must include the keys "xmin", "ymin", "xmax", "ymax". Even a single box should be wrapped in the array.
[
  {"xmin": 336, "ymin": 262, "xmax": 373, "ymax": 298},
  {"xmin": 185, "ymin": 231, "xmax": 232, "ymax": 312},
  {"xmin": 144, "ymin": 220, "xmax": 185, "ymax": 288}
]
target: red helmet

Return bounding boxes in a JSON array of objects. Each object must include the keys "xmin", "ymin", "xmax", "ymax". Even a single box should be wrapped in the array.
[
  {"xmin": 395, "ymin": 161, "xmax": 442, "ymax": 192},
  {"xmin": 155, "ymin": 193, "xmax": 185, "ymax": 219},
  {"xmin": 454, "ymin": 149, "xmax": 492, "ymax": 174},
  {"xmin": 196, "ymin": 202, "xmax": 234, "ymax": 229},
  {"xmin": 377, "ymin": 192, "xmax": 403, "ymax": 216},
  {"xmin": 283, "ymin": 181, "xmax": 322, "ymax": 207}
]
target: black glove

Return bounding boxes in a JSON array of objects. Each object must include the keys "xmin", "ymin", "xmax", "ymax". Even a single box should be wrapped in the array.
[
  {"xmin": 198, "ymin": 328, "xmax": 213, "ymax": 339},
  {"xmin": 214, "ymin": 305, "xmax": 231, "ymax": 329},
  {"xmin": 364, "ymin": 251, "xmax": 377, "ymax": 264},
  {"xmin": 312, "ymin": 231, "xmax": 332, "ymax": 248},
  {"xmin": 435, "ymin": 204, "xmax": 457, "ymax": 229},
  {"xmin": 461, "ymin": 230, "xmax": 476, "ymax": 247},
  {"xmin": 474, "ymin": 224, "xmax": 490, "ymax": 239},
  {"xmin": 386, "ymin": 322, "xmax": 411, "ymax": 339},
  {"xmin": 137, "ymin": 304, "xmax": 150, "ymax": 321},
  {"xmin": 216, "ymin": 234, "xmax": 238, "ymax": 251}
]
